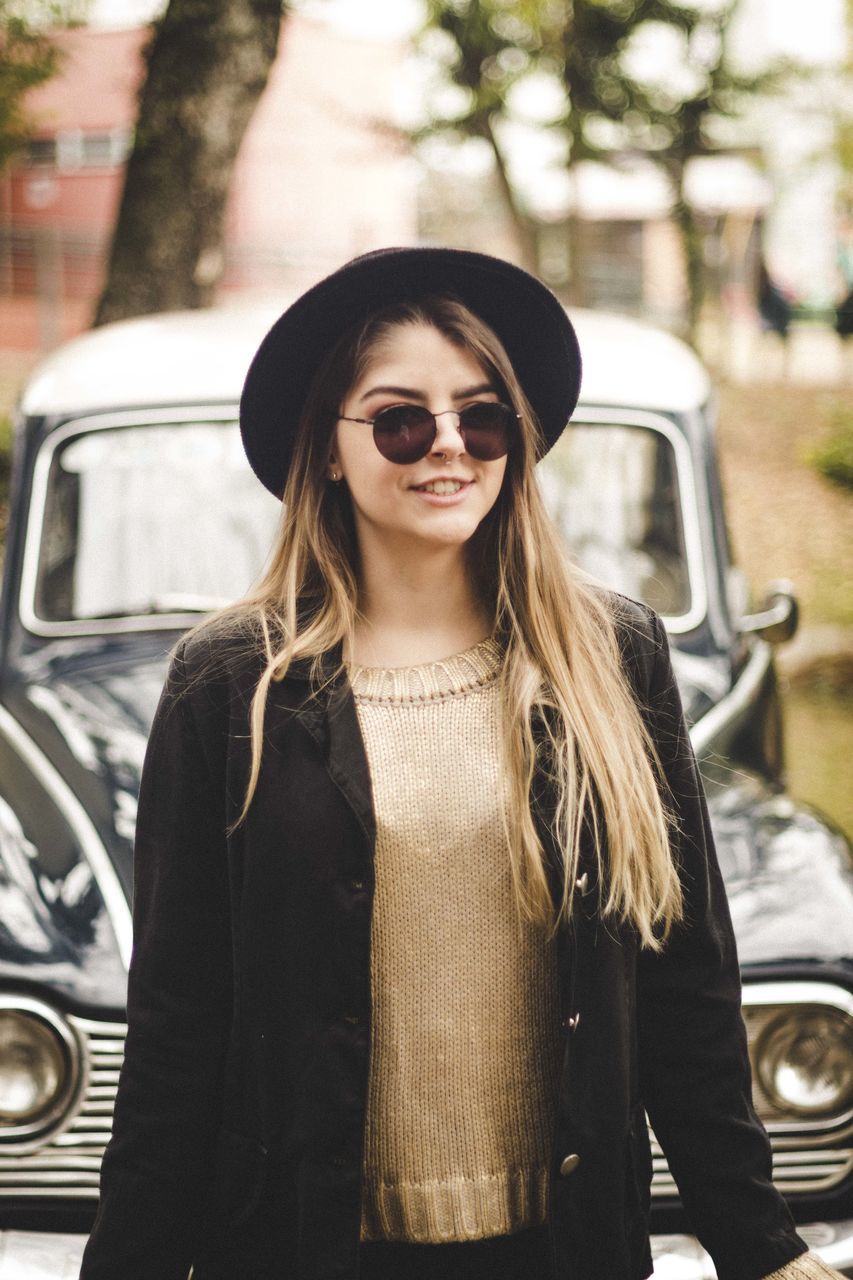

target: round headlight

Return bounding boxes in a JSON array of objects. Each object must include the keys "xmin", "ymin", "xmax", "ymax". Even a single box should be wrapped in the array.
[
  {"xmin": 0, "ymin": 1009, "xmax": 69, "ymax": 1128},
  {"xmin": 757, "ymin": 1007, "xmax": 853, "ymax": 1117}
]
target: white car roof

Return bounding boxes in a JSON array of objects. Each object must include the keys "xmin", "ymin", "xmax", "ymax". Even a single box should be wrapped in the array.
[{"xmin": 20, "ymin": 302, "xmax": 711, "ymax": 420}]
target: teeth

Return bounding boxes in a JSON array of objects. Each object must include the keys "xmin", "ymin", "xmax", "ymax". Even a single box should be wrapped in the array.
[{"xmin": 420, "ymin": 480, "xmax": 463, "ymax": 495}]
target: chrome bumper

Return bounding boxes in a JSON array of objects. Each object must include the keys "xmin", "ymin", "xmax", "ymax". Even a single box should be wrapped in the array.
[
  {"xmin": 0, "ymin": 1230, "xmax": 87, "ymax": 1279},
  {"xmin": 651, "ymin": 1222, "xmax": 853, "ymax": 1277},
  {"xmin": 1, "ymin": 1225, "xmax": 852, "ymax": 1279}
]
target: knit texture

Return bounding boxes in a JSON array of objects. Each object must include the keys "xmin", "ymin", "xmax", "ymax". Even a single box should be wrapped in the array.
[
  {"xmin": 351, "ymin": 639, "xmax": 562, "ymax": 1244},
  {"xmin": 762, "ymin": 1254, "xmax": 846, "ymax": 1280}
]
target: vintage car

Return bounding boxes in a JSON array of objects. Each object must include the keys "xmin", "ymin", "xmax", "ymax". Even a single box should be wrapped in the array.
[{"xmin": 0, "ymin": 305, "xmax": 852, "ymax": 1278}]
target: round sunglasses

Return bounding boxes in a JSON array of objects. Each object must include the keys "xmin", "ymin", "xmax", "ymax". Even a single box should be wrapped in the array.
[{"xmin": 337, "ymin": 401, "xmax": 519, "ymax": 465}]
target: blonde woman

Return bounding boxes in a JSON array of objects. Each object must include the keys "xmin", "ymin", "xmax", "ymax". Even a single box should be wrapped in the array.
[{"xmin": 80, "ymin": 249, "xmax": 839, "ymax": 1280}]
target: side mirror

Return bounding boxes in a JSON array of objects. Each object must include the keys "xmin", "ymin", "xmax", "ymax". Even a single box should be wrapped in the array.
[{"xmin": 741, "ymin": 580, "xmax": 799, "ymax": 645}]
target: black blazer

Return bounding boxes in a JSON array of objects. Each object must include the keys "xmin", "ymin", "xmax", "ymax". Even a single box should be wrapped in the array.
[{"xmin": 79, "ymin": 596, "xmax": 807, "ymax": 1280}]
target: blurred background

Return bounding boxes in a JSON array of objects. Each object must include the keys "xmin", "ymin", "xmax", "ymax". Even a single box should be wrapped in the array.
[{"xmin": 0, "ymin": 0, "xmax": 850, "ymax": 834}]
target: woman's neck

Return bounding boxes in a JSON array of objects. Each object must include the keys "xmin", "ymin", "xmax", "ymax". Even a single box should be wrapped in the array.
[{"xmin": 349, "ymin": 546, "xmax": 491, "ymax": 669}]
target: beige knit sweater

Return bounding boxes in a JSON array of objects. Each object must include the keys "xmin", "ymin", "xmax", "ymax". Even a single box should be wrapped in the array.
[
  {"xmin": 764, "ymin": 1258, "xmax": 845, "ymax": 1279},
  {"xmin": 349, "ymin": 640, "xmax": 844, "ymax": 1280},
  {"xmin": 351, "ymin": 639, "xmax": 562, "ymax": 1243}
]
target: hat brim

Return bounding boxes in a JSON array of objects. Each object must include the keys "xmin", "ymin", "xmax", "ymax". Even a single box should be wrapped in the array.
[{"xmin": 240, "ymin": 247, "xmax": 582, "ymax": 497}]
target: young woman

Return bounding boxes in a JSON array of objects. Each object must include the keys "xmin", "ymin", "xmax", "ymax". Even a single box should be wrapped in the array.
[{"xmin": 80, "ymin": 248, "xmax": 840, "ymax": 1280}]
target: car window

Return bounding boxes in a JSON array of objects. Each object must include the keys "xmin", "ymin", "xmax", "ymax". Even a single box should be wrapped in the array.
[
  {"xmin": 31, "ymin": 420, "xmax": 280, "ymax": 624},
  {"xmin": 538, "ymin": 421, "xmax": 692, "ymax": 620}
]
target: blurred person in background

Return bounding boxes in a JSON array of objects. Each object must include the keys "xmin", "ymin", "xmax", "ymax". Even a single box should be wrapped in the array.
[
  {"xmin": 758, "ymin": 259, "xmax": 793, "ymax": 346},
  {"xmin": 835, "ymin": 284, "xmax": 853, "ymax": 340}
]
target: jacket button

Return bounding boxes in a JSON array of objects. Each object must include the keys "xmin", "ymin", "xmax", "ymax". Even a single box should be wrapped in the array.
[
  {"xmin": 559, "ymin": 1153, "xmax": 581, "ymax": 1177},
  {"xmin": 563, "ymin": 1012, "xmax": 580, "ymax": 1031},
  {"xmin": 575, "ymin": 871, "xmax": 589, "ymax": 894}
]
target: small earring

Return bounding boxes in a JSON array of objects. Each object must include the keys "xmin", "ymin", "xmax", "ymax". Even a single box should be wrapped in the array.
[{"xmin": 330, "ymin": 470, "xmax": 340, "ymax": 482}]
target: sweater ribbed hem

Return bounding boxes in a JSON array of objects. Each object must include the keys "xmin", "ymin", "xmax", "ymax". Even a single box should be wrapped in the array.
[
  {"xmin": 360, "ymin": 1167, "xmax": 550, "ymax": 1244},
  {"xmin": 762, "ymin": 1252, "xmax": 845, "ymax": 1280}
]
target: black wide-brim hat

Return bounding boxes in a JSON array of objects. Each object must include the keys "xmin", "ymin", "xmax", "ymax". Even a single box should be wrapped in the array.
[{"xmin": 240, "ymin": 246, "xmax": 582, "ymax": 497}]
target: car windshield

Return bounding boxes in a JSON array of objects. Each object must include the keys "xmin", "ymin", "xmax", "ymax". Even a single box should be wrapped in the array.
[
  {"xmin": 538, "ymin": 420, "xmax": 693, "ymax": 619},
  {"xmin": 28, "ymin": 417, "xmax": 694, "ymax": 628}
]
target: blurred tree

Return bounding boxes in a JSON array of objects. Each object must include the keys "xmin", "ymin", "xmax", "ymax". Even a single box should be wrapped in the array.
[
  {"xmin": 417, "ymin": 0, "xmax": 546, "ymax": 270},
  {"xmin": 416, "ymin": 1, "xmax": 706, "ymax": 302},
  {"xmin": 94, "ymin": 0, "xmax": 284, "ymax": 326},
  {"xmin": 553, "ymin": 0, "xmax": 702, "ymax": 309},
  {"xmin": 0, "ymin": 1, "xmax": 84, "ymax": 173},
  {"xmin": 417, "ymin": 0, "xmax": 786, "ymax": 343},
  {"xmin": 599, "ymin": 2, "xmax": 791, "ymax": 343}
]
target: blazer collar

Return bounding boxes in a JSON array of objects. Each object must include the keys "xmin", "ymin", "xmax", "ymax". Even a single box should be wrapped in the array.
[{"xmin": 269, "ymin": 644, "xmax": 376, "ymax": 847}]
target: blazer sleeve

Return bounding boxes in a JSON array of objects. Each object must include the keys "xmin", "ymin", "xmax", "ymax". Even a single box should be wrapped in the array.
[
  {"xmin": 79, "ymin": 639, "xmax": 233, "ymax": 1280},
  {"xmin": 635, "ymin": 610, "xmax": 809, "ymax": 1280}
]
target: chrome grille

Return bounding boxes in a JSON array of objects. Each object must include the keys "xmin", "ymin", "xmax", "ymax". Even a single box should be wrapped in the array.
[
  {"xmin": 3, "ymin": 982, "xmax": 853, "ymax": 1204},
  {"xmin": 0, "ymin": 1016, "xmax": 125, "ymax": 1199},
  {"xmin": 651, "ymin": 1135, "xmax": 853, "ymax": 1198},
  {"xmin": 651, "ymin": 980, "xmax": 853, "ymax": 1199}
]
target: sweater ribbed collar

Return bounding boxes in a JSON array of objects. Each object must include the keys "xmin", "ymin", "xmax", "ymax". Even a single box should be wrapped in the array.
[{"xmin": 348, "ymin": 637, "xmax": 503, "ymax": 704}]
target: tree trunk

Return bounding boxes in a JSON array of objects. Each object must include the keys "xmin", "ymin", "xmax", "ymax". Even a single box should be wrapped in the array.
[
  {"xmin": 94, "ymin": 0, "xmax": 283, "ymax": 326},
  {"xmin": 562, "ymin": 162, "xmax": 587, "ymax": 307},
  {"xmin": 668, "ymin": 166, "xmax": 704, "ymax": 349},
  {"xmin": 482, "ymin": 115, "xmax": 539, "ymax": 275}
]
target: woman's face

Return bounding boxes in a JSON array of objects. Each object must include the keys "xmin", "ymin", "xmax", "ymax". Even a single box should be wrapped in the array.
[{"xmin": 329, "ymin": 322, "xmax": 509, "ymax": 564}]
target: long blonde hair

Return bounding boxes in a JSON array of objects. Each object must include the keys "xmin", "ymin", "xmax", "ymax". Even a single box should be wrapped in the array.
[{"xmin": 205, "ymin": 296, "xmax": 682, "ymax": 949}]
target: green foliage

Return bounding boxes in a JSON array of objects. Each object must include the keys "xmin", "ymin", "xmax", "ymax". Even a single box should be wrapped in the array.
[
  {"xmin": 415, "ymin": 1, "xmax": 772, "ymax": 177},
  {"xmin": 417, "ymin": 0, "xmax": 542, "ymax": 137},
  {"xmin": 785, "ymin": 679, "xmax": 853, "ymax": 840},
  {"xmin": 415, "ymin": 1, "xmax": 758, "ymax": 162},
  {"xmin": 839, "ymin": 118, "xmax": 853, "ymax": 177},
  {"xmin": 558, "ymin": 0, "xmax": 702, "ymax": 159},
  {"xmin": 808, "ymin": 403, "xmax": 853, "ymax": 492},
  {"xmin": 0, "ymin": 1, "xmax": 87, "ymax": 173},
  {"xmin": 415, "ymin": 0, "xmax": 551, "ymax": 266},
  {"xmin": 0, "ymin": 411, "xmax": 11, "ymax": 478}
]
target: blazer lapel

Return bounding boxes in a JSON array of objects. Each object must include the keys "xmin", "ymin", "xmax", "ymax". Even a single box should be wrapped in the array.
[
  {"xmin": 325, "ymin": 679, "xmax": 376, "ymax": 846},
  {"xmin": 270, "ymin": 649, "xmax": 376, "ymax": 848}
]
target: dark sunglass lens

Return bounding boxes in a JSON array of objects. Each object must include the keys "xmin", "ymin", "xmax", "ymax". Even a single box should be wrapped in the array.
[
  {"xmin": 458, "ymin": 402, "xmax": 514, "ymax": 460},
  {"xmin": 372, "ymin": 405, "xmax": 435, "ymax": 463}
]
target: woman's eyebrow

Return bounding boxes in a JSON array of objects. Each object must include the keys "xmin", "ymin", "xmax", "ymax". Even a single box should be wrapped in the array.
[
  {"xmin": 454, "ymin": 382, "xmax": 496, "ymax": 399},
  {"xmin": 359, "ymin": 385, "xmax": 425, "ymax": 403},
  {"xmin": 359, "ymin": 381, "xmax": 496, "ymax": 404}
]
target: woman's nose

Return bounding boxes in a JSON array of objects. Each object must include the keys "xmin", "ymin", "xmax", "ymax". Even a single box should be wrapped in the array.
[{"xmin": 429, "ymin": 409, "xmax": 465, "ymax": 457}]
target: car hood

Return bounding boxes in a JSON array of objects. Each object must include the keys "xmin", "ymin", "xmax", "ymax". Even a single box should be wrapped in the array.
[
  {"xmin": 0, "ymin": 637, "xmax": 850, "ymax": 1012},
  {"xmin": 709, "ymin": 777, "xmax": 853, "ymax": 968},
  {"xmin": 0, "ymin": 636, "xmax": 172, "ymax": 1011}
]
